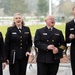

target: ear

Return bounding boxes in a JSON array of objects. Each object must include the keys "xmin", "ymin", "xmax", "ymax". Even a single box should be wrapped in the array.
[
  {"xmin": 71, "ymin": 11, "xmax": 73, "ymax": 15},
  {"xmin": 45, "ymin": 20, "xmax": 47, "ymax": 22}
]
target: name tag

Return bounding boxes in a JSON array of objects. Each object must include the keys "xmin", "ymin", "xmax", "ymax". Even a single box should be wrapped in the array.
[
  {"xmin": 70, "ymin": 28, "xmax": 74, "ymax": 30},
  {"xmin": 24, "ymin": 32, "xmax": 29, "ymax": 34},
  {"xmin": 54, "ymin": 33, "xmax": 60, "ymax": 36},
  {"xmin": 12, "ymin": 32, "xmax": 17, "ymax": 34},
  {"xmin": 43, "ymin": 33, "xmax": 47, "ymax": 35}
]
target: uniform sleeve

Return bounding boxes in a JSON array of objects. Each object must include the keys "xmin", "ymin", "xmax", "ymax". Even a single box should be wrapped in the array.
[
  {"xmin": 27, "ymin": 27, "xmax": 32, "ymax": 52},
  {"xmin": 5, "ymin": 28, "xmax": 11, "ymax": 60},
  {"xmin": 0, "ymin": 32, "xmax": 6, "ymax": 62},
  {"xmin": 34, "ymin": 30, "xmax": 48, "ymax": 51},
  {"xmin": 57, "ymin": 31, "xmax": 66, "ymax": 58}
]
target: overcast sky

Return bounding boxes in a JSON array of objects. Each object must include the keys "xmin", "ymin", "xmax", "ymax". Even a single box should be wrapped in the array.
[
  {"xmin": 52, "ymin": 0, "xmax": 75, "ymax": 6},
  {"xmin": 52, "ymin": 0, "xmax": 59, "ymax": 5}
]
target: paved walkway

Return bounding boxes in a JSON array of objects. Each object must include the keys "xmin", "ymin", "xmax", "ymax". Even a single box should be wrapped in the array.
[{"xmin": 3, "ymin": 63, "xmax": 72, "ymax": 75}]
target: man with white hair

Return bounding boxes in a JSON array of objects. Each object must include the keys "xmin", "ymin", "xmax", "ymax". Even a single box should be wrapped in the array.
[
  {"xmin": 34, "ymin": 15, "xmax": 65, "ymax": 75},
  {"xmin": 65, "ymin": 6, "xmax": 75, "ymax": 75}
]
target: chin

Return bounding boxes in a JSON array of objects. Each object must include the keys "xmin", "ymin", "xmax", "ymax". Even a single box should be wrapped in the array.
[{"xmin": 51, "ymin": 24, "xmax": 54, "ymax": 26}]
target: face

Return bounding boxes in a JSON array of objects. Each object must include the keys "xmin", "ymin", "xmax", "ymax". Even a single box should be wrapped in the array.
[
  {"xmin": 14, "ymin": 14, "xmax": 23, "ymax": 26},
  {"xmin": 45, "ymin": 15, "xmax": 55, "ymax": 27},
  {"xmin": 72, "ymin": 7, "xmax": 75, "ymax": 17}
]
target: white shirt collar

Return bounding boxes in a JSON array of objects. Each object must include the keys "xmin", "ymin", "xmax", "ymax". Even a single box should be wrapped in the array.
[
  {"xmin": 17, "ymin": 26, "xmax": 22, "ymax": 29},
  {"xmin": 74, "ymin": 19, "xmax": 75, "ymax": 23},
  {"xmin": 47, "ymin": 26, "xmax": 53, "ymax": 30}
]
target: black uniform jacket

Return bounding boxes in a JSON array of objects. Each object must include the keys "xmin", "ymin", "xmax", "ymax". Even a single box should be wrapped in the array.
[
  {"xmin": 65, "ymin": 20, "xmax": 75, "ymax": 60},
  {"xmin": 5, "ymin": 25, "xmax": 32, "ymax": 61},
  {"xmin": 0, "ymin": 32, "xmax": 6, "ymax": 62},
  {"xmin": 34, "ymin": 26, "xmax": 65, "ymax": 63}
]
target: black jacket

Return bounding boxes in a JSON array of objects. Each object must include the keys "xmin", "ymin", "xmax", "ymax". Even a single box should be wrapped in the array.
[
  {"xmin": 0, "ymin": 32, "xmax": 6, "ymax": 62},
  {"xmin": 34, "ymin": 26, "xmax": 65, "ymax": 63},
  {"xmin": 5, "ymin": 25, "xmax": 32, "ymax": 61},
  {"xmin": 65, "ymin": 20, "xmax": 75, "ymax": 60}
]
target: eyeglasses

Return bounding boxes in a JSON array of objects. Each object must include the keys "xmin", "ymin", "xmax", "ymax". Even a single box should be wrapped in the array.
[{"xmin": 47, "ymin": 18, "xmax": 56, "ymax": 21}]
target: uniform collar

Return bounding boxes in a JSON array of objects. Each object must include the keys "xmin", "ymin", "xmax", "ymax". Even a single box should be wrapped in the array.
[
  {"xmin": 16, "ymin": 26, "xmax": 22, "ymax": 29},
  {"xmin": 46, "ymin": 26, "xmax": 53, "ymax": 31},
  {"xmin": 74, "ymin": 19, "xmax": 75, "ymax": 23}
]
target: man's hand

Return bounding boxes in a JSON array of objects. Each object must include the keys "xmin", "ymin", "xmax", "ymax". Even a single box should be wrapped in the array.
[
  {"xmin": 7, "ymin": 60, "xmax": 9, "ymax": 64},
  {"xmin": 53, "ymin": 47, "xmax": 58, "ymax": 54},
  {"xmin": 25, "ymin": 52, "xmax": 32, "ymax": 57},
  {"xmin": 69, "ymin": 34, "xmax": 75, "ymax": 39},
  {"xmin": 2, "ymin": 62, "xmax": 6, "ymax": 69},
  {"xmin": 47, "ymin": 45, "xmax": 55, "ymax": 50}
]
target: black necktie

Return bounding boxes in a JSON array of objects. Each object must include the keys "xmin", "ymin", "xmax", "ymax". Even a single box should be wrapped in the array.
[
  {"xmin": 49, "ymin": 28, "xmax": 52, "ymax": 31},
  {"xmin": 19, "ymin": 28, "xmax": 21, "ymax": 33}
]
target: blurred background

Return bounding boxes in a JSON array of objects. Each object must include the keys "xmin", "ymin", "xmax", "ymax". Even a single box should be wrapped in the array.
[
  {"xmin": 0, "ymin": 0, "xmax": 75, "ymax": 37},
  {"xmin": 0, "ymin": 0, "xmax": 74, "ymax": 22}
]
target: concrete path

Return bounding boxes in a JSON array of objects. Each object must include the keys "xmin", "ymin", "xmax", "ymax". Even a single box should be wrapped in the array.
[{"xmin": 3, "ymin": 63, "xmax": 72, "ymax": 75}]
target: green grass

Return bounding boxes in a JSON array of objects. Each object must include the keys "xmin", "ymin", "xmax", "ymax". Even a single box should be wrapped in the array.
[
  {"xmin": 0, "ymin": 26, "xmax": 9, "ymax": 38},
  {"xmin": 0, "ymin": 23, "xmax": 66, "ymax": 38},
  {"xmin": 29, "ymin": 23, "xmax": 65, "ymax": 37}
]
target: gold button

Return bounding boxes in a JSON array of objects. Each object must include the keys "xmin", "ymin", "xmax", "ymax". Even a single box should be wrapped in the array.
[
  {"xmin": 52, "ymin": 40, "xmax": 54, "ymax": 42},
  {"xmin": 20, "ymin": 40, "xmax": 22, "ymax": 42},
  {"xmin": 47, "ymin": 40, "xmax": 49, "ymax": 42},
  {"xmin": 20, "ymin": 47, "xmax": 22, "ymax": 49},
  {"xmin": 20, "ymin": 36, "xmax": 22, "ymax": 38},
  {"xmin": 20, "ymin": 43, "xmax": 22, "ymax": 45}
]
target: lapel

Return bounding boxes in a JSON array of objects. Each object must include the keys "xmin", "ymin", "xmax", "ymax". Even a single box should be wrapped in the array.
[
  {"xmin": 20, "ymin": 26, "xmax": 28, "ymax": 36},
  {"xmin": 44, "ymin": 26, "xmax": 57, "ymax": 39},
  {"xmin": 70, "ymin": 20, "xmax": 75, "ymax": 34},
  {"xmin": 21, "ymin": 25, "xmax": 25, "ymax": 34},
  {"xmin": 13, "ymin": 26, "xmax": 28, "ymax": 36},
  {"xmin": 14, "ymin": 26, "xmax": 22, "ymax": 35},
  {"xmin": 71, "ymin": 20, "xmax": 75, "ymax": 25},
  {"xmin": 70, "ymin": 20, "xmax": 75, "ymax": 27}
]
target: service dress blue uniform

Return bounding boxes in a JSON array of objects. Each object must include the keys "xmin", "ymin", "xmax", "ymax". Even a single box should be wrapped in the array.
[
  {"xmin": 5, "ymin": 25, "xmax": 32, "ymax": 75},
  {"xmin": 34, "ymin": 26, "xmax": 65, "ymax": 75}
]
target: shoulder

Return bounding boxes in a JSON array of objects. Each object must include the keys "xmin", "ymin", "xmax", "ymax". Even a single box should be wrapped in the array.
[
  {"xmin": 7, "ymin": 26, "xmax": 14, "ymax": 30},
  {"xmin": 6, "ymin": 26, "xmax": 15, "ymax": 33},
  {"xmin": 23, "ymin": 26, "xmax": 30, "ymax": 30},
  {"xmin": 0, "ymin": 32, "xmax": 3, "ymax": 38},
  {"xmin": 54, "ymin": 27, "xmax": 62, "ymax": 34},
  {"xmin": 66, "ymin": 20, "xmax": 73, "ymax": 26},
  {"xmin": 35, "ymin": 27, "xmax": 46, "ymax": 36},
  {"xmin": 36, "ymin": 27, "xmax": 45, "ymax": 32},
  {"xmin": 0, "ymin": 32, "xmax": 2, "ymax": 35}
]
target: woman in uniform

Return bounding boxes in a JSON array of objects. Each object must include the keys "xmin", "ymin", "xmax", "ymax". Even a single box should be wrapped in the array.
[
  {"xmin": 5, "ymin": 13, "xmax": 32, "ymax": 75},
  {"xmin": 0, "ymin": 32, "xmax": 6, "ymax": 75}
]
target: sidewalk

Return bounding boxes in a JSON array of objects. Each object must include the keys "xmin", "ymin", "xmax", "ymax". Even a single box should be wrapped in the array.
[{"xmin": 3, "ymin": 63, "xmax": 72, "ymax": 75}]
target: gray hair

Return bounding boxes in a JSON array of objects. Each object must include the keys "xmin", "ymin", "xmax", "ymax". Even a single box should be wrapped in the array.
[{"xmin": 12, "ymin": 13, "xmax": 25, "ymax": 26}]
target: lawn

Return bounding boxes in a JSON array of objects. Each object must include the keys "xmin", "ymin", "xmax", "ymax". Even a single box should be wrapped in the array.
[{"xmin": 0, "ymin": 23, "xmax": 66, "ymax": 38}]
